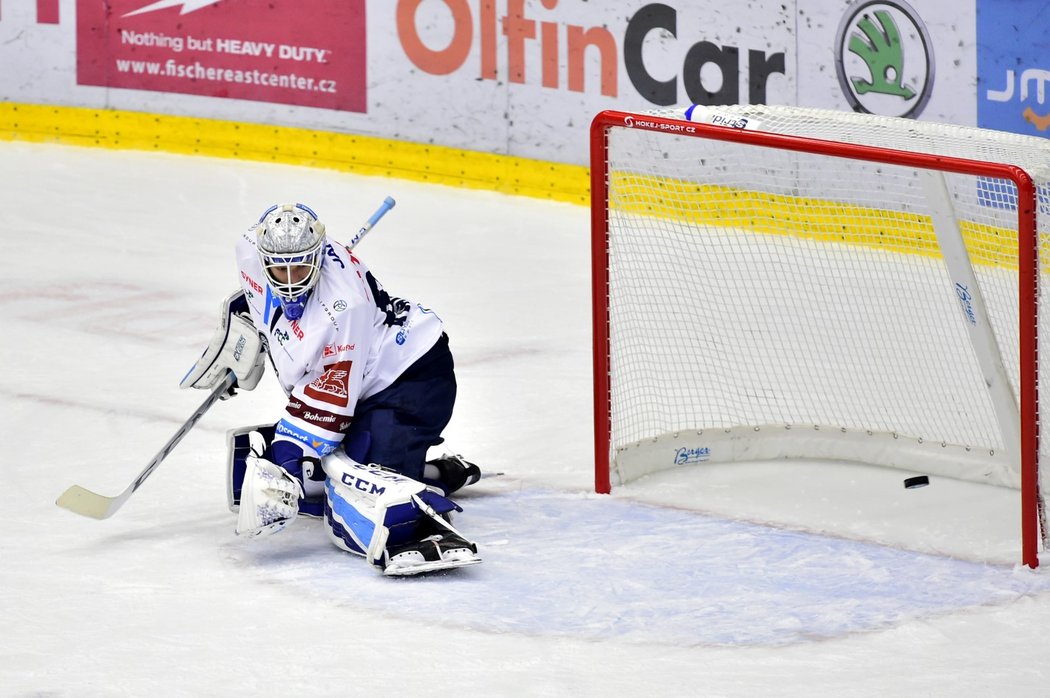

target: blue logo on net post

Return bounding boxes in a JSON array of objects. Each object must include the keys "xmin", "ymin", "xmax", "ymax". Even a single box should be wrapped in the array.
[
  {"xmin": 675, "ymin": 446, "xmax": 711, "ymax": 465},
  {"xmin": 955, "ymin": 282, "xmax": 978, "ymax": 325}
]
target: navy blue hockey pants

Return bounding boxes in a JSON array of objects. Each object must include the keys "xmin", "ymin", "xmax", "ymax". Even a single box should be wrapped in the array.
[{"xmin": 341, "ymin": 332, "xmax": 457, "ymax": 482}]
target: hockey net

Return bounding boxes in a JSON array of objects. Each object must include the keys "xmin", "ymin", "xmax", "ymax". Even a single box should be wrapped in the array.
[{"xmin": 590, "ymin": 105, "xmax": 1050, "ymax": 567}]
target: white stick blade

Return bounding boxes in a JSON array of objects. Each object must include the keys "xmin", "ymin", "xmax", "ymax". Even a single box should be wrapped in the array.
[{"xmin": 55, "ymin": 485, "xmax": 120, "ymax": 520}]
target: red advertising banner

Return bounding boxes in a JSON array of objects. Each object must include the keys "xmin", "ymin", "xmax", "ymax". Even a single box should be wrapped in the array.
[{"xmin": 76, "ymin": 0, "xmax": 366, "ymax": 113}]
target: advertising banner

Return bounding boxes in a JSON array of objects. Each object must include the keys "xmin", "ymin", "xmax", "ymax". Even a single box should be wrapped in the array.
[
  {"xmin": 796, "ymin": 0, "xmax": 976, "ymax": 125},
  {"xmin": 977, "ymin": 0, "xmax": 1050, "ymax": 138},
  {"xmin": 3, "ymin": 0, "xmax": 801, "ymax": 165},
  {"xmin": 376, "ymin": 1, "xmax": 795, "ymax": 162},
  {"xmin": 8, "ymin": 0, "xmax": 1048, "ymax": 169},
  {"xmin": 76, "ymin": 0, "xmax": 367, "ymax": 113}
]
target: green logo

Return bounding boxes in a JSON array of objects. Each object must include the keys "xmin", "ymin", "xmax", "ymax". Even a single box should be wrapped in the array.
[{"xmin": 835, "ymin": 1, "xmax": 934, "ymax": 118}]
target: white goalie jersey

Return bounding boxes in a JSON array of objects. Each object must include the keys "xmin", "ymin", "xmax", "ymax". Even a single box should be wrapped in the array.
[{"xmin": 234, "ymin": 231, "xmax": 444, "ymax": 459}]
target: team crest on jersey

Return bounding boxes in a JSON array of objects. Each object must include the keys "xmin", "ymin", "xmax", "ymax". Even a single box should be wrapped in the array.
[{"xmin": 305, "ymin": 360, "xmax": 352, "ymax": 407}]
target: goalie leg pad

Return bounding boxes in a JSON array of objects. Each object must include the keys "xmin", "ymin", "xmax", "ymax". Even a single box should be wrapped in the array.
[
  {"xmin": 322, "ymin": 452, "xmax": 429, "ymax": 562},
  {"xmin": 322, "ymin": 452, "xmax": 480, "ymax": 574}
]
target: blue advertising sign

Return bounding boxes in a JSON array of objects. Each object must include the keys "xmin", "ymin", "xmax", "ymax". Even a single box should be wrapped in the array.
[{"xmin": 977, "ymin": 0, "xmax": 1050, "ymax": 138}]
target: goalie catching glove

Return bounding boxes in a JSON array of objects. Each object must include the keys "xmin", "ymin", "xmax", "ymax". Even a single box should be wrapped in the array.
[
  {"xmin": 236, "ymin": 431, "xmax": 304, "ymax": 537},
  {"xmin": 180, "ymin": 290, "xmax": 265, "ymax": 398}
]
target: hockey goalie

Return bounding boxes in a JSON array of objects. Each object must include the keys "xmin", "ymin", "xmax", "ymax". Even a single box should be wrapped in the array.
[{"xmin": 181, "ymin": 202, "xmax": 482, "ymax": 576}]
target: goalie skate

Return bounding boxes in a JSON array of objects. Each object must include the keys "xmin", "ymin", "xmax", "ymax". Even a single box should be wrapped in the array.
[
  {"xmin": 425, "ymin": 453, "xmax": 482, "ymax": 495},
  {"xmin": 382, "ymin": 530, "xmax": 481, "ymax": 577}
]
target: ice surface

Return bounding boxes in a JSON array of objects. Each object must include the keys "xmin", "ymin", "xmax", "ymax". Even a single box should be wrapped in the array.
[{"xmin": 2, "ymin": 142, "xmax": 1049, "ymax": 696}]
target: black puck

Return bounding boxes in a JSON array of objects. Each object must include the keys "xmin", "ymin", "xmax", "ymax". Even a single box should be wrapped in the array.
[{"xmin": 904, "ymin": 475, "xmax": 929, "ymax": 489}]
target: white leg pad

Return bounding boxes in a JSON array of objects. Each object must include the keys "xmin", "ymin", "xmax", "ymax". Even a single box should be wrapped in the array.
[
  {"xmin": 323, "ymin": 452, "xmax": 480, "ymax": 574},
  {"xmin": 323, "ymin": 452, "xmax": 429, "ymax": 564}
]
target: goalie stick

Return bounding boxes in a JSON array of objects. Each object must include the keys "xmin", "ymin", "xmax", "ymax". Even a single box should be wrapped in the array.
[
  {"xmin": 348, "ymin": 196, "xmax": 396, "ymax": 249},
  {"xmin": 56, "ymin": 371, "xmax": 236, "ymax": 519},
  {"xmin": 56, "ymin": 197, "xmax": 399, "ymax": 520}
]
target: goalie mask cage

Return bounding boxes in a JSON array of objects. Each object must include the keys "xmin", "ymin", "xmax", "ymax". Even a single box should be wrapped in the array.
[{"xmin": 590, "ymin": 105, "xmax": 1050, "ymax": 568}]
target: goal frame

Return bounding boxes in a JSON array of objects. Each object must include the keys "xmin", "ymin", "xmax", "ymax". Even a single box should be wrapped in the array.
[{"xmin": 589, "ymin": 109, "xmax": 1041, "ymax": 568}]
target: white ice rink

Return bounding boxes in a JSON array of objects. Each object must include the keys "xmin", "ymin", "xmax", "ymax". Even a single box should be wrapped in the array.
[{"xmin": 3, "ymin": 141, "xmax": 1050, "ymax": 696}]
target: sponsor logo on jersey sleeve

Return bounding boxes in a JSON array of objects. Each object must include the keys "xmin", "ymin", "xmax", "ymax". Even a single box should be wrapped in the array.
[
  {"xmin": 275, "ymin": 418, "xmax": 341, "ymax": 456},
  {"xmin": 287, "ymin": 399, "xmax": 352, "ymax": 433},
  {"xmin": 324, "ymin": 244, "xmax": 346, "ymax": 269},
  {"xmin": 322, "ymin": 343, "xmax": 356, "ymax": 358},
  {"xmin": 304, "ymin": 360, "xmax": 352, "ymax": 407},
  {"xmin": 317, "ymin": 301, "xmax": 341, "ymax": 329},
  {"xmin": 241, "ymin": 271, "xmax": 264, "ymax": 295}
]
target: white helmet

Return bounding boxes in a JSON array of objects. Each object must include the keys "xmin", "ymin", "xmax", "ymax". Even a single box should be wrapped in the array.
[{"xmin": 255, "ymin": 203, "xmax": 326, "ymax": 314}]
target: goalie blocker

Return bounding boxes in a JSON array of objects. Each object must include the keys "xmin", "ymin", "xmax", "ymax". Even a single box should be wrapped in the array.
[
  {"xmin": 227, "ymin": 426, "xmax": 481, "ymax": 575},
  {"xmin": 179, "ymin": 290, "xmax": 266, "ymax": 398}
]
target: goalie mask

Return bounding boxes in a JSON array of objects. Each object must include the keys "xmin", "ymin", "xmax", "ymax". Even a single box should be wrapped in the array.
[{"xmin": 255, "ymin": 203, "xmax": 326, "ymax": 320}]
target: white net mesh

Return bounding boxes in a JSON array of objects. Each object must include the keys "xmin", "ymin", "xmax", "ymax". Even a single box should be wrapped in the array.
[{"xmin": 600, "ymin": 105, "xmax": 1050, "ymax": 498}]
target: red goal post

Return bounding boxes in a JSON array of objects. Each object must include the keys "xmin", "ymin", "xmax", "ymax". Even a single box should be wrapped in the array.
[{"xmin": 590, "ymin": 105, "xmax": 1045, "ymax": 567}]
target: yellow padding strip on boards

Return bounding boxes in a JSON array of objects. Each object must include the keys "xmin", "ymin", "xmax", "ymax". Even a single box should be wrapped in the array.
[
  {"xmin": 610, "ymin": 173, "xmax": 1020, "ymax": 271},
  {"xmin": 0, "ymin": 103, "xmax": 590, "ymax": 205}
]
